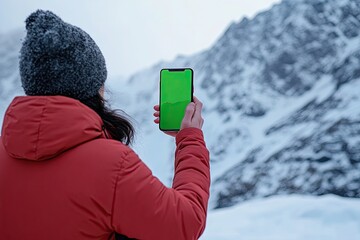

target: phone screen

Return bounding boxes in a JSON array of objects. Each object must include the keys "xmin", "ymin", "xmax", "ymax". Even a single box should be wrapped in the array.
[{"xmin": 160, "ymin": 68, "xmax": 193, "ymax": 131}]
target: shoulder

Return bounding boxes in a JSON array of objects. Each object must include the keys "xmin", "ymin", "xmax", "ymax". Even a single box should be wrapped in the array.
[
  {"xmin": 68, "ymin": 138, "xmax": 137, "ymax": 170},
  {"xmin": 82, "ymin": 138, "xmax": 134, "ymax": 158},
  {"xmin": 88, "ymin": 138, "xmax": 132, "ymax": 152}
]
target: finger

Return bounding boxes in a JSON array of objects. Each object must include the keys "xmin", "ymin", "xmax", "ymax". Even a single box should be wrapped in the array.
[
  {"xmin": 182, "ymin": 102, "xmax": 195, "ymax": 125},
  {"xmin": 153, "ymin": 111, "xmax": 160, "ymax": 117},
  {"xmin": 193, "ymin": 98, "xmax": 203, "ymax": 119},
  {"xmin": 153, "ymin": 105, "xmax": 160, "ymax": 111},
  {"xmin": 154, "ymin": 118, "xmax": 159, "ymax": 124},
  {"xmin": 193, "ymin": 96, "xmax": 200, "ymax": 104},
  {"xmin": 193, "ymin": 97, "xmax": 202, "ymax": 107}
]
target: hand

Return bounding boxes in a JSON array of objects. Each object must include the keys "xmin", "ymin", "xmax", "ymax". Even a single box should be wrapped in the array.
[
  {"xmin": 153, "ymin": 97, "xmax": 204, "ymax": 137},
  {"xmin": 153, "ymin": 105, "xmax": 178, "ymax": 137}
]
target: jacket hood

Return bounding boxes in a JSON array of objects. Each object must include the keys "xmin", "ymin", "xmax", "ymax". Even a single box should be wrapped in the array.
[{"xmin": 1, "ymin": 96, "xmax": 104, "ymax": 161}]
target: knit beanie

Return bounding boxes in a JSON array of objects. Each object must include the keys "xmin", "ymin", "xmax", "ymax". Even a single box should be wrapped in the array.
[{"xmin": 19, "ymin": 10, "xmax": 107, "ymax": 100}]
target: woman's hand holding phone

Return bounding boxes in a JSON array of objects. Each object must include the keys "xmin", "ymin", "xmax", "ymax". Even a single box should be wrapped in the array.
[{"xmin": 153, "ymin": 96, "xmax": 204, "ymax": 137}]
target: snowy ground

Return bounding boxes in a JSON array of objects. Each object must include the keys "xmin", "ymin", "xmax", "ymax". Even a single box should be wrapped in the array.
[{"xmin": 201, "ymin": 194, "xmax": 360, "ymax": 240}]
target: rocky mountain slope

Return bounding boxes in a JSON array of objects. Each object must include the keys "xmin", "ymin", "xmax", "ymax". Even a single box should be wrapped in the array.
[{"xmin": 113, "ymin": 0, "xmax": 360, "ymax": 209}]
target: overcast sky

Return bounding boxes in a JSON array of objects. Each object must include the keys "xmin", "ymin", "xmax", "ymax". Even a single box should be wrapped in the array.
[{"xmin": 0, "ymin": 0, "xmax": 280, "ymax": 78}]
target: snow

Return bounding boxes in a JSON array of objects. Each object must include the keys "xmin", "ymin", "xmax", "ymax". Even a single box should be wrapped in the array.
[{"xmin": 201, "ymin": 195, "xmax": 360, "ymax": 240}]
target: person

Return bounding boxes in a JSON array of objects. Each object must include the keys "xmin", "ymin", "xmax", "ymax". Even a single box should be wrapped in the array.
[{"xmin": 0, "ymin": 10, "xmax": 210, "ymax": 240}]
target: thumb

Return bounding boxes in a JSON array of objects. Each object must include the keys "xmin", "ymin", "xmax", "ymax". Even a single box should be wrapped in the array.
[{"xmin": 181, "ymin": 102, "xmax": 195, "ymax": 127}]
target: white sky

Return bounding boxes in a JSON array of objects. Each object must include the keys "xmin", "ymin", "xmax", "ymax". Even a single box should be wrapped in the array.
[{"xmin": 0, "ymin": 0, "xmax": 280, "ymax": 78}]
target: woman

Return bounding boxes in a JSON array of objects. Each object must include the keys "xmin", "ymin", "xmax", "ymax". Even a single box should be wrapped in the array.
[{"xmin": 0, "ymin": 10, "xmax": 210, "ymax": 240}]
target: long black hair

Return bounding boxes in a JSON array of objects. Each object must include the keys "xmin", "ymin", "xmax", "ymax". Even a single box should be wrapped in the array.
[{"xmin": 80, "ymin": 92, "xmax": 135, "ymax": 145}]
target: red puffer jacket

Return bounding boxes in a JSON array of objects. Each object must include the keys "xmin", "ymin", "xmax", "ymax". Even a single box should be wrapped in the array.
[{"xmin": 0, "ymin": 96, "xmax": 210, "ymax": 240}]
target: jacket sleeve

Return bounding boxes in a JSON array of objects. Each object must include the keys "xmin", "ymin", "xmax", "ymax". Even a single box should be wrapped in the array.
[{"xmin": 111, "ymin": 128, "xmax": 210, "ymax": 240}]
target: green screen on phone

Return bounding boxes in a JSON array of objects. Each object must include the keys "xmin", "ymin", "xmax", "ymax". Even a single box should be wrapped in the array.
[{"xmin": 160, "ymin": 68, "xmax": 193, "ymax": 131}]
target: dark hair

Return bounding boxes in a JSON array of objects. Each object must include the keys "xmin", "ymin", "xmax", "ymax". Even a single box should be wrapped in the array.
[{"xmin": 80, "ymin": 93, "xmax": 135, "ymax": 145}]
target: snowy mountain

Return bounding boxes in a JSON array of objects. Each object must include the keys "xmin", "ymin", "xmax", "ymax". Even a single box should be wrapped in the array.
[
  {"xmin": 110, "ymin": 0, "xmax": 360, "ymax": 209},
  {"xmin": 0, "ymin": 30, "xmax": 24, "ymax": 118},
  {"xmin": 1, "ymin": 0, "xmax": 360, "ymax": 211}
]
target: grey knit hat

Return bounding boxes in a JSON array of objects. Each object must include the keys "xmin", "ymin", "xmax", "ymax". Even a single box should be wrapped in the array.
[{"xmin": 19, "ymin": 10, "xmax": 107, "ymax": 100}]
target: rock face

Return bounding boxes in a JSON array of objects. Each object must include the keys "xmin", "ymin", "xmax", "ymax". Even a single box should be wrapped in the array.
[{"xmin": 1, "ymin": 0, "xmax": 360, "ymax": 209}]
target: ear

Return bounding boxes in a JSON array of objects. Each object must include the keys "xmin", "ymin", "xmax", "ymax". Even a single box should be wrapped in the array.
[{"xmin": 99, "ymin": 85, "xmax": 105, "ymax": 97}]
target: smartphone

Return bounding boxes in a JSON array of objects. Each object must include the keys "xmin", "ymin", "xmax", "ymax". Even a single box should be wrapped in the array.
[{"xmin": 159, "ymin": 68, "xmax": 193, "ymax": 131}]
